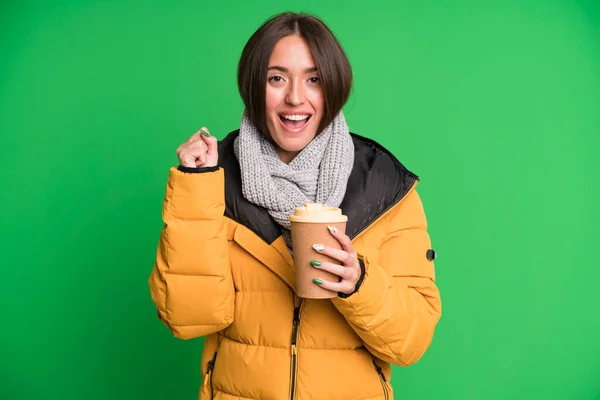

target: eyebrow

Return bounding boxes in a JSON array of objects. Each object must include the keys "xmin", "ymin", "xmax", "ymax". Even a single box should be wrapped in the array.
[{"xmin": 267, "ymin": 66, "xmax": 319, "ymax": 73}]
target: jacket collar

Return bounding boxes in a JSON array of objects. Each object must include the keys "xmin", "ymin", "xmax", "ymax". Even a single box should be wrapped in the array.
[
  {"xmin": 218, "ymin": 130, "xmax": 418, "ymax": 291},
  {"xmin": 218, "ymin": 130, "xmax": 418, "ymax": 245}
]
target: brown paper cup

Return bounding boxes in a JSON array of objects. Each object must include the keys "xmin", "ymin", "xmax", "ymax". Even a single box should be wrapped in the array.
[{"xmin": 289, "ymin": 204, "xmax": 348, "ymax": 299}]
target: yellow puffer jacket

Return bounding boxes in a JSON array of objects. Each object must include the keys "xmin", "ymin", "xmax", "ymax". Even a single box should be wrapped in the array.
[{"xmin": 149, "ymin": 131, "xmax": 442, "ymax": 400}]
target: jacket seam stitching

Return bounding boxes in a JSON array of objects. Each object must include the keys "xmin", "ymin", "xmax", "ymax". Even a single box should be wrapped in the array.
[
  {"xmin": 234, "ymin": 290, "xmax": 289, "ymax": 293},
  {"xmin": 163, "ymin": 271, "xmax": 224, "ymax": 278},
  {"xmin": 162, "ymin": 173, "xmax": 175, "ymax": 321},
  {"xmin": 211, "ymin": 387, "xmax": 257, "ymax": 400},
  {"xmin": 220, "ymin": 339, "xmax": 289, "ymax": 350},
  {"xmin": 298, "ymin": 347, "xmax": 364, "ymax": 351},
  {"xmin": 170, "ymin": 322, "xmax": 227, "ymax": 328},
  {"xmin": 220, "ymin": 339, "xmax": 364, "ymax": 351}
]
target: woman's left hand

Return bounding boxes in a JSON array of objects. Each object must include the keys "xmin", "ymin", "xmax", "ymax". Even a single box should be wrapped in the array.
[{"xmin": 311, "ymin": 225, "xmax": 362, "ymax": 295}]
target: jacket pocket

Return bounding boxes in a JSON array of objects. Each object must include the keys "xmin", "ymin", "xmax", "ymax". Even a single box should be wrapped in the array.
[{"xmin": 202, "ymin": 351, "xmax": 218, "ymax": 400}]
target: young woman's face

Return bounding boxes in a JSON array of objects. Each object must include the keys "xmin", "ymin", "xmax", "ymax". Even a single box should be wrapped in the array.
[{"xmin": 265, "ymin": 35, "xmax": 324, "ymax": 163}]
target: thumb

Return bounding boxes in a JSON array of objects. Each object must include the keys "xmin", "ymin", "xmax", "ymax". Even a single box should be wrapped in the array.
[
  {"xmin": 204, "ymin": 135, "xmax": 218, "ymax": 157},
  {"xmin": 199, "ymin": 128, "xmax": 219, "ymax": 160}
]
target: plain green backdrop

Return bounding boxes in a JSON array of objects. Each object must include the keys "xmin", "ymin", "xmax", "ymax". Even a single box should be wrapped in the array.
[{"xmin": 1, "ymin": 0, "xmax": 599, "ymax": 399}]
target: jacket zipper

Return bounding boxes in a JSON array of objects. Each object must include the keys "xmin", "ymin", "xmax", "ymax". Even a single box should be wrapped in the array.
[
  {"xmin": 204, "ymin": 351, "xmax": 218, "ymax": 400},
  {"xmin": 289, "ymin": 297, "xmax": 304, "ymax": 400},
  {"xmin": 372, "ymin": 358, "xmax": 390, "ymax": 400}
]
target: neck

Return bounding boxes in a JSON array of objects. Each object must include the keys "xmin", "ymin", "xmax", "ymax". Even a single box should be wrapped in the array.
[{"xmin": 276, "ymin": 147, "xmax": 298, "ymax": 164}]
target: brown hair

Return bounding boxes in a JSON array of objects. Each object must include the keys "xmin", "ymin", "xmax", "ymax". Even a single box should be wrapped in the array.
[{"xmin": 237, "ymin": 12, "xmax": 353, "ymax": 137}]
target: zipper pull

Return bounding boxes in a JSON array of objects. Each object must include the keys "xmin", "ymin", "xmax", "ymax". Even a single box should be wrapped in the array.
[
  {"xmin": 291, "ymin": 343, "xmax": 297, "ymax": 356},
  {"xmin": 372, "ymin": 359, "xmax": 386, "ymax": 381},
  {"xmin": 291, "ymin": 306, "xmax": 301, "ymax": 346},
  {"xmin": 204, "ymin": 359, "xmax": 215, "ymax": 386}
]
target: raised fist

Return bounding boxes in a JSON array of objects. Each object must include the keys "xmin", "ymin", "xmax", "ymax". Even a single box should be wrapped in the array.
[{"xmin": 176, "ymin": 127, "xmax": 218, "ymax": 168}]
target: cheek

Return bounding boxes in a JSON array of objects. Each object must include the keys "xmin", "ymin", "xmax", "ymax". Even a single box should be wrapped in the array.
[
  {"xmin": 265, "ymin": 87, "xmax": 282, "ymax": 114},
  {"xmin": 308, "ymin": 89, "xmax": 325, "ymax": 115}
]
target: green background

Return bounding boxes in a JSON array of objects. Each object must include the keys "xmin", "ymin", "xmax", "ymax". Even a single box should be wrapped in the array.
[{"xmin": 1, "ymin": 0, "xmax": 599, "ymax": 399}]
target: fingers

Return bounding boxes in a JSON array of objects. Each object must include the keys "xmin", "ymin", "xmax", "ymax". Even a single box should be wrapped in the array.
[
  {"xmin": 186, "ymin": 127, "xmax": 211, "ymax": 145},
  {"xmin": 327, "ymin": 225, "xmax": 357, "ymax": 257},
  {"xmin": 188, "ymin": 139, "xmax": 208, "ymax": 152},
  {"xmin": 177, "ymin": 132, "xmax": 209, "ymax": 167},
  {"xmin": 178, "ymin": 138, "xmax": 207, "ymax": 156},
  {"xmin": 311, "ymin": 227, "xmax": 361, "ymax": 295},
  {"xmin": 314, "ymin": 277, "xmax": 354, "ymax": 294},
  {"xmin": 312, "ymin": 243, "xmax": 354, "ymax": 265},
  {"xmin": 178, "ymin": 126, "xmax": 219, "ymax": 167},
  {"xmin": 311, "ymin": 258, "xmax": 359, "ymax": 283},
  {"xmin": 199, "ymin": 129, "xmax": 219, "ymax": 158},
  {"xmin": 187, "ymin": 127, "xmax": 206, "ymax": 143},
  {"xmin": 311, "ymin": 260, "xmax": 347, "ymax": 279},
  {"xmin": 188, "ymin": 141, "xmax": 208, "ymax": 165}
]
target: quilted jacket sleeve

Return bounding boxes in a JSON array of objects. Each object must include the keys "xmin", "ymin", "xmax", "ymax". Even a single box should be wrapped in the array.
[
  {"xmin": 332, "ymin": 188, "xmax": 441, "ymax": 366},
  {"xmin": 148, "ymin": 167, "xmax": 234, "ymax": 340}
]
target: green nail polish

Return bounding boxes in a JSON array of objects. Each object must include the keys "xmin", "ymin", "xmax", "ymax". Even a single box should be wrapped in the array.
[
  {"xmin": 313, "ymin": 278, "xmax": 323, "ymax": 285},
  {"xmin": 200, "ymin": 130, "xmax": 210, "ymax": 137},
  {"xmin": 310, "ymin": 260, "xmax": 322, "ymax": 267}
]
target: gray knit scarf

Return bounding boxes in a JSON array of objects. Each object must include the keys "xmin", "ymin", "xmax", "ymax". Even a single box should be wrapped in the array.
[{"xmin": 233, "ymin": 111, "xmax": 355, "ymax": 247}]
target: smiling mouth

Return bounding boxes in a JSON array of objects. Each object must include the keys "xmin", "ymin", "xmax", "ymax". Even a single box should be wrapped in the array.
[{"xmin": 279, "ymin": 114, "xmax": 312, "ymax": 131}]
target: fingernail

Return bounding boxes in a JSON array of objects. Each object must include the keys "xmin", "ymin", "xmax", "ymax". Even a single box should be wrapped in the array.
[
  {"xmin": 200, "ymin": 129, "xmax": 210, "ymax": 137},
  {"xmin": 313, "ymin": 278, "xmax": 322, "ymax": 285},
  {"xmin": 310, "ymin": 260, "xmax": 322, "ymax": 267},
  {"xmin": 313, "ymin": 244, "xmax": 324, "ymax": 252},
  {"xmin": 327, "ymin": 225, "xmax": 337, "ymax": 234}
]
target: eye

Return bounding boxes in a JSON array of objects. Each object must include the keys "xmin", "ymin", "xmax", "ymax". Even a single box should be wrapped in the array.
[
  {"xmin": 269, "ymin": 76, "xmax": 284, "ymax": 83},
  {"xmin": 308, "ymin": 76, "xmax": 320, "ymax": 84}
]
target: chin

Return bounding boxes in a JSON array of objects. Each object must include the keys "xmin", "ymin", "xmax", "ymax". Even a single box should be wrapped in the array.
[
  {"xmin": 275, "ymin": 134, "xmax": 315, "ymax": 152},
  {"xmin": 267, "ymin": 116, "xmax": 320, "ymax": 155}
]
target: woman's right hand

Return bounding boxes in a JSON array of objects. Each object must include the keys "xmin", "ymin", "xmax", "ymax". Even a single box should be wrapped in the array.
[{"xmin": 176, "ymin": 127, "xmax": 219, "ymax": 168}]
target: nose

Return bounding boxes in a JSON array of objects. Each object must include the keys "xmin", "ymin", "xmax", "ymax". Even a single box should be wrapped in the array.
[{"xmin": 285, "ymin": 79, "xmax": 305, "ymax": 106}]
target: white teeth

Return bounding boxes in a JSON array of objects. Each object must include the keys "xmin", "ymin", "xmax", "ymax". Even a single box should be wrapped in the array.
[{"xmin": 281, "ymin": 114, "xmax": 310, "ymax": 121}]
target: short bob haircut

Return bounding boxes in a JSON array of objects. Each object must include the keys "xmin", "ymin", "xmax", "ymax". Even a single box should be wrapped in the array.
[{"xmin": 237, "ymin": 12, "xmax": 353, "ymax": 138}]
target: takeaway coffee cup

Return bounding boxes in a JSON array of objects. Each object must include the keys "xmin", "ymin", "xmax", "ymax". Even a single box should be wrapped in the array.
[{"xmin": 289, "ymin": 203, "xmax": 348, "ymax": 299}]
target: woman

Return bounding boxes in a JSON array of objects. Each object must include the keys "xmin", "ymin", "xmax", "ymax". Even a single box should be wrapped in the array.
[{"xmin": 149, "ymin": 11, "xmax": 441, "ymax": 400}]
